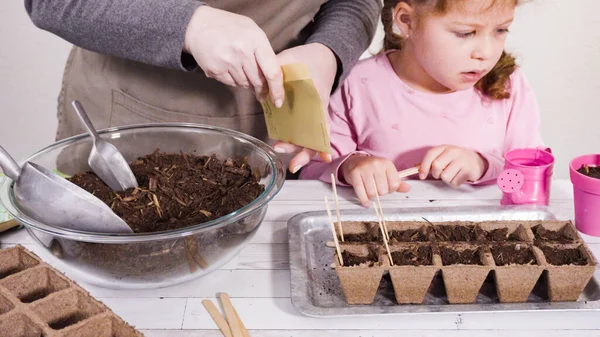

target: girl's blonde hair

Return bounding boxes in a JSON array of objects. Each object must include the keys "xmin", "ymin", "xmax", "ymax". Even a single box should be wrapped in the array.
[{"xmin": 382, "ymin": 0, "xmax": 520, "ymax": 100}]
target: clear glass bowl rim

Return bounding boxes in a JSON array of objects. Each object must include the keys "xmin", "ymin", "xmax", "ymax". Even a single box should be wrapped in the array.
[{"xmin": 0, "ymin": 123, "xmax": 285, "ymax": 243}]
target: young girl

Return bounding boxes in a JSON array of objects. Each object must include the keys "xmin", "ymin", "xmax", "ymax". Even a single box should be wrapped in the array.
[{"xmin": 300, "ymin": 0, "xmax": 544, "ymax": 207}]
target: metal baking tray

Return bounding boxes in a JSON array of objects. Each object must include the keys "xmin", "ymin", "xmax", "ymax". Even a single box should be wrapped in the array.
[{"xmin": 288, "ymin": 205, "xmax": 600, "ymax": 316}]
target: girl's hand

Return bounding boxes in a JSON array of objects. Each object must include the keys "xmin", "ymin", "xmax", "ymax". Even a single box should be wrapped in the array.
[
  {"xmin": 419, "ymin": 145, "xmax": 489, "ymax": 187},
  {"xmin": 341, "ymin": 155, "xmax": 411, "ymax": 207}
]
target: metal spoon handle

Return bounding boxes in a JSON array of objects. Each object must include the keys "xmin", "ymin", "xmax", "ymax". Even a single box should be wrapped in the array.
[
  {"xmin": 0, "ymin": 146, "xmax": 21, "ymax": 181},
  {"xmin": 72, "ymin": 100, "xmax": 101, "ymax": 141}
]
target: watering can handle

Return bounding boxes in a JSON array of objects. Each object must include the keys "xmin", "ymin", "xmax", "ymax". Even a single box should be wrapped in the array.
[
  {"xmin": 0, "ymin": 146, "xmax": 21, "ymax": 181},
  {"xmin": 72, "ymin": 100, "xmax": 101, "ymax": 142},
  {"xmin": 538, "ymin": 146, "xmax": 552, "ymax": 154}
]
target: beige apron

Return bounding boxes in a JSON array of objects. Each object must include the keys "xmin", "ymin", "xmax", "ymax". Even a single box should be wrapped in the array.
[{"xmin": 56, "ymin": 0, "xmax": 328, "ymax": 144}]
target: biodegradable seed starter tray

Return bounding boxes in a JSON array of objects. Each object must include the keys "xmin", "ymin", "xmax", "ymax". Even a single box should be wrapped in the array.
[
  {"xmin": 0, "ymin": 245, "xmax": 143, "ymax": 336},
  {"xmin": 289, "ymin": 206, "xmax": 600, "ymax": 316}
]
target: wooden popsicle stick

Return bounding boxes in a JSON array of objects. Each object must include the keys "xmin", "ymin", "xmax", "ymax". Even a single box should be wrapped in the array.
[
  {"xmin": 0, "ymin": 219, "xmax": 19, "ymax": 233},
  {"xmin": 330, "ymin": 173, "xmax": 344, "ymax": 242},
  {"xmin": 233, "ymin": 309, "xmax": 250, "ymax": 337},
  {"xmin": 324, "ymin": 196, "xmax": 344, "ymax": 266},
  {"xmin": 371, "ymin": 179, "xmax": 390, "ymax": 242},
  {"xmin": 219, "ymin": 293, "xmax": 244, "ymax": 337},
  {"xmin": 373, "ymin": 205, "xmax": 394, "ymax": 266},
  {"xmin": 202, "ymin": 300, "xmax": 233, "ymax": 337},
  {"xmin": 398, "ymin": 166, "xmax": 420, "ymax": 179},
  {"xmin": 222, "ymin": 292, "xmax": 250, "ymax": 337}
]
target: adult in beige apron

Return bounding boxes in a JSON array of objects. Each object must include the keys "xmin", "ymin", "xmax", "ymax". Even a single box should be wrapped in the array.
[{"xmin": 57, "ymin": 1, "xmax": 331, "ymax": 142}]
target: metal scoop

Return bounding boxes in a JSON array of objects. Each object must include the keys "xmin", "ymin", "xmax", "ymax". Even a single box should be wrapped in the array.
[
  {"xmin": 72, "ymin": 100, "xmax": 138, "ymax": 191},
  {"xmin": 0, "ymin": 145, "xmax": 133, "ymax": 233}
]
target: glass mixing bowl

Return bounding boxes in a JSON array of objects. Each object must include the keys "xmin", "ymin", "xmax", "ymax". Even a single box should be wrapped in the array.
[{"xmin": 0, "ymin": 124, "xmax": 285, "ymax": 289}]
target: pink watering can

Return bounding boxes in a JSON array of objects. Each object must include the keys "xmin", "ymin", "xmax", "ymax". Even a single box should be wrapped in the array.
[{"xmin": 497, "ymin": 147, "xmax": 554, "ymax": 206}]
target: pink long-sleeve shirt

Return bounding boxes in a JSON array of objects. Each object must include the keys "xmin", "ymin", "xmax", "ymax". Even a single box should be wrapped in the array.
[{"xmin": 300, "ymin": 52, "xmax": 544, "ymax": 184}]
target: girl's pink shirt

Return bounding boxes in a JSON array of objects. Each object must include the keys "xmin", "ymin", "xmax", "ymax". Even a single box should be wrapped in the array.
[{"xmin": 300, "ymin": 52, "xmax": 544, "ymax": 184}]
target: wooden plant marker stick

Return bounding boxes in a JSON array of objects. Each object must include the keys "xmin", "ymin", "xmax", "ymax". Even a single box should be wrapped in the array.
[
  {"xmin": 398, "ymin": 166, "xmax": 420, "ymax": 179},
  {"xmin": 185, "ymin": 244, "xmax": 198, "ymax": 273},
  {"xmin": 330, "ymin": 173, "xmax": 344, "ymax": 242},
  {"xmin": 202, "ymin": 300, "xmax": 233, "ymax": 337},
  {"xmin": 371, "ymin": 179, "xmax": 389, "ymax": 241},
  {"xmin": 0, "ymin": 219, "xmax": 19, "ymax": 233},
  {"xmin": 324, "ymin": 196, "xmax": 344, "ymax": 266},
  {"xmin": 234, "ymin": 308, "xmax": 250, "ymax": 337},
  {"xmin": 373, "ymin": 204, "xmax": 394, "ymax": 266},
  {"xmin": 219, "ymin": 293, "xmax": 244, "ymax": 337},
  {"xmin": 186, "ymin": 237, "xmax": 209, "ymax": 269},
  {"xmin": 221, "ymin": 293, "xmax": 250, "ymax": 337}
]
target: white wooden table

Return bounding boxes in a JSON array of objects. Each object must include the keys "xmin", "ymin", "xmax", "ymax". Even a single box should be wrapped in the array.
[{"xmin": 1, "ymin": 179, "xmax": 599, "ymax": 336}]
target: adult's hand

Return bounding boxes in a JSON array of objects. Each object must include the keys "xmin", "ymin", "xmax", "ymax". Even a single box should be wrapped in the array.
[
  {"xmin": 184, "ymin": 6, "xmax": 284, "ymax": 107},
  {"xmin": 272, "ymin": 43, "xmax": 338, "ymax": 173}
]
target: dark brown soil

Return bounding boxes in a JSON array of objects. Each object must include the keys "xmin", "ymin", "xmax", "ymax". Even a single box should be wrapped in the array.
[
  {"xmin": 484, "ymin": 228, "xmax": 522, "ymax": 242},
  {"xmin": 532, "ymin": 225, "xmax": 575, "ymax": 244},
  {"xmin": 389, "ymin": 228, "xmax": 429, "ymax": 243},
  {"xmin": 341, "ymin": 247, "xmax": 379, "ymax": 267},
  {"xmin": 343, "ymin": 222, "xmax": 381, "ymax": 242},
  {"xmin": 577, "ymin": 165, "xmax": 600, "ymax": 179},
  {"xmin": 69, "ymin": 151, "xmax": 264, "ymax": 233},
  {"xmin": 391, "ymin": 245, "xmax": 432, "ymax": 266},
  {"xmin": 433, "ymin": 225, "xmax": 480, "ymax": 242},
  {"xmin": 58, "ymin": 151, "xmax": 265, "ymax": 279},
  {"xmin": 440, "ymin": 246, "xmax": 483, "ymax": 265},
  {"xmin": 491, "ymin": 244, "xmax": 536, "ymax": 266},
  {"xmin": 540, "ymin": 246, "xmax": 589, "ymax": 266}
]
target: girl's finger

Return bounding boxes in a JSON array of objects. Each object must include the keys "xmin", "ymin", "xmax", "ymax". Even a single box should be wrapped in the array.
[
  {"xmin": 374, "ymin": 171, "xmax": 390, "ymax": 196},
  {"xmin": 348, "ymin": 172, "xmax": 369, "ymax": 207},
  {"xmin": 419, "ymin": 146, "xmax": 445, "ymax": 179},
  {"xmin": 360, "ymin": 173, "xmax": 378, "ymax": 207},
  {"xmin": 451, "ymin": 168, "xmax": 471, "ymax": 187},
  {"xmin": 397, "ymin": 181, "xmax": 412, "ymax": 193},
  {"xmin": 385, "ymin": 167, "xmax": 402, "ymax": 194},
  {"xmin": 440, "ymin": 160, "xmax": 462, "ymax": 185}
]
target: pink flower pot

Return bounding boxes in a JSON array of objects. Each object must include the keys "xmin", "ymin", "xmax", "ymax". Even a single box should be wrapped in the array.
[{"xmin": 569, "ymin": 154, "xmax": 600, "ymax": 237}]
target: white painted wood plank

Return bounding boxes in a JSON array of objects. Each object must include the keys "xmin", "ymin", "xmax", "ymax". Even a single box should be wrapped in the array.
[
  {"xmin": 273, "ymin": 180, "xmax": 573, "ymax": 202},
  {"xmin": 85, "ymin": 270, "xmax": 290, "ymax": 299},
  {"xmin": 275, "ymin": 181, "xmax": 503, "ymax": 201},
  {"xmin": 183, "ymin": 297, "xmax": 458, "ymax": 330},
  {"xmin": 263, "ymin": 199, "xmax": 579, "ymax": 222},
  {"xmin": 220, "ymin": 243, "xmax": 289, "ymax": 270},
  {"xmin": 458, "ymin": 310, "xmax": 600, "ymax": 330},
  {"xmin": 182, "ymin": 297, "xmax": 600, "ymax": 330},
  {"xmin": 99, "ymin": 297, "xmax": 187, "ymax": 330},
  {"xmin": 252, "ymin": 220, "xmax": 287, "ymax": 243},
  {"xmin": 142, "ymin": 330, "xmax": 600, "ymax": 337},
  {"xmin": 0, "ymin": 225, "xmax": 35, "ymax": 243}
]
